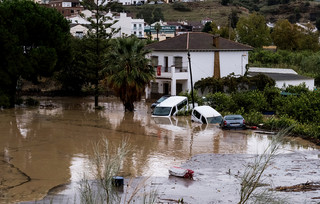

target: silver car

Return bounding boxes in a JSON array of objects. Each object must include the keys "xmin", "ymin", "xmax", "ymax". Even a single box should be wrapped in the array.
[{"xmin": 220, "ymin": 115, "xmax": 246, "ymax": 129}]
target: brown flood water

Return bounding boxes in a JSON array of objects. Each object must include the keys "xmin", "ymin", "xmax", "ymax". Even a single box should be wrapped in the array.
[{"xmin": 0, "ymin": 97, "xmax": 319, "ymax": 203}]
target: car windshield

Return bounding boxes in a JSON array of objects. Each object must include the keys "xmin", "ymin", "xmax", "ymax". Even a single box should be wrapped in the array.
[
  {"xmin": 152, "ymin": 107, "xmax": 172, "ymax": 116},
  {"xmin": 225, "ymin": 115, "xmax": 243, "ymax": 120},
  {"xmin": 207, "ymin": 116, "xmax": 223, "ymax": 124},
  {"xmin": 157, "ymin": 96, "xmax": 169, "ymax": 103}
]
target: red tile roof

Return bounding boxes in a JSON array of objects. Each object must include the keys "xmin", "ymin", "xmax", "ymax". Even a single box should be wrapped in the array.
[{"xmin": 145, "ymin": 32, "xmax": 253, "ymax": 51}]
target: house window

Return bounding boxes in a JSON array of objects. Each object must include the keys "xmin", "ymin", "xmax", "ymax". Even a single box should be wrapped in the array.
[
  {"xmin": 151, "ymin": 82, "xmax": 158, "ymax": 93},
  {"xmin": 164, "ymin": 56, "xmax": 168, "ymax": 72},
  {"xmin": 174, "ymin": 56, "xmax": 183, "ymax": 69},
  {"xmin": 134, "ymin": 24, "xmax": 137, "ymax": 28},
  {"xmin": 151, "ymin": 56, "xmax": 158, "ymax": 67},
  {"xmin": 139, "ymin": 24, "xmax": 142, "ymax": 28},
  {"xmin": 75, "ymin": 31, "xmax": 84, "ymax": 38},
  {"xmin": 139, "ymin": 31, "xmax": 142, "ymax": 36}
]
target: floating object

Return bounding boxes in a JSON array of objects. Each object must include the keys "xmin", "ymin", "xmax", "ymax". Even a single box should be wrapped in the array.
[
  {"xmin": 169, "ymin": 166, "xmax": 194, "ymax": 179},
  {"xmin": 112, "ymin": 176, "xmax": 124, "ymax": 187}
]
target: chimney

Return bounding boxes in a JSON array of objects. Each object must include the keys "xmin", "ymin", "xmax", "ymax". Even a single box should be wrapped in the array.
[{"xmin": 213, "ymin": 35, "xmax": 220, "ymax": 48}]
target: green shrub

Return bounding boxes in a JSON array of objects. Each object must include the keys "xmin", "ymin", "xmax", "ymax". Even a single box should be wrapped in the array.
[
  {"xmin": 231, "ymin": 90, "xmax": 268, "ymax": 113},
  {"xmin": 25, "ymin": 97, "xmax": 39, "ymax": 106},
  {"xmin": 0, "ymin": 94, "xmax": 10, "ymax": 108},
  {"xmin": 205, "ymin": 92, "xmax": 235, "ymax": 112},
  {"xmin": 243, "ymin": 110, "xmax": 264, "ymax": 126},
  {"xmin": 264, "ymin": 115, "xmax": 297, "ymax": 130},
  {"xmin": 172, "ymin": 2, "xmax": 191, "ymax": 11}
]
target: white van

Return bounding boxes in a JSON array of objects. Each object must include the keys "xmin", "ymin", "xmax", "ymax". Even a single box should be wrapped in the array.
[
  {"xmin": 152, "ymin": 96, "xmax": 188, "ymax": 117},
  {"xmin": 191, "ymin": 105, "xmax": 223, "ymax": 124}
]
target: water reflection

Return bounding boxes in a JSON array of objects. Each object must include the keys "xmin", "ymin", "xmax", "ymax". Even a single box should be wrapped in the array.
[{"xmin": 0, "ymin": 97, "xmax": 318, "ymax": 203}]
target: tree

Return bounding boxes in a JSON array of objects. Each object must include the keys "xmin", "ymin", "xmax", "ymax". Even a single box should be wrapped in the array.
[
  {"xmin": 80, "ymin": 0, "xmax": 119, "ymax": 107},
  {"xmin": 202, "ymin": 22, "xmax": 213, "ymax": 33},
  {"xmin": 154, "ymin": 23, "xmax": 161, "ymax": 41},
  {"xmin": 56, "ymin": 37, "xmax": 89, "ymax": 94},
  {"xmin": 0, "ymin": 0, "xmax": 71, "ymax": 107},
  {"xmin": 136, "ymin": 6, "xmax": 164, "ymax": 25},
  {"xmin": 236, "ymin": 13, "xmax": 271, "ymax": 48},
  {"xmin": 271, "ymin": 19, "xmax": 301, "ymax": 50},
  {"xmin": 104, "ymin": 37, "xmax": 155, "ymax": 111}
]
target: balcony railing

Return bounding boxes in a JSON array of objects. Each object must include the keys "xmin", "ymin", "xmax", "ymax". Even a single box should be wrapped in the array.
[{"xmin": 153, "ymin": 65, "xmax": 188, "ymax": 79}]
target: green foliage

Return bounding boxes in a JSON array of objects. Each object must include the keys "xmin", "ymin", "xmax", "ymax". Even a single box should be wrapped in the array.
[
  {"xmin": 179, "ymin": 90, "xmax": 203, "ymax": 106},
  {"xmin": 243, "ymin": 110, "xmax": 264, "ymax": 126},
  {"xmin": 271, "ymin": 19, "xmax": 320, "ymax": 51},
  {"xmin": 80, "ymin": 0, "xmax": 119, "ymax": 106},
  {"xmin": 249, "ymin": 49, "xmax": 320, "ymax": 77},
  {"xmin": 0, "ymin": 93, "xmax": 10, "ymax": 108},
  {"xmin": 0, "ymin": 0, "xmax": 71, "ymax": 107},
  {"xmin": 205, "ymin": 92, "xmax": 235, "ymax": 113},
  {"xmin": 194, "ymin": 74, "xmax": 275, "ymax": 94},
  {"xmin": 274, "ymin": 91, "xmax": 320, "ymax": 123},
  {"xmin": 264, "ymin": 115, "xmax": 297, "ymax": 130},
  {"xmin": 236, "ymin": 12, "xmax": 271, "ymax": 48},
  {"xmin": 56, "ymin": 37, "xmax": 89, "ymax": 94},
  {"xmin": 136, "ymin": 6, "xmax": 164, "ymax": 24},
  {"xmin": 107, "ymin": 2, "xmax": 127, "ymax": 12},
  {"xmin": 284, "ymin": 83, "xmax": 309, "ymax": 95},
  {"xmin": 231, "ymin": 90, "xmax": 269, "ymax": 113},
  {"xmin": 172, "ymin": 2, "xmax": 191, "ymax": 12},
  {"xmin": 25, "ymin": 97, "xmax": 39, "ymax": 106},
  {"xmin": 104, "ymin": 37, "xmax": 155, "ymax": 111}
]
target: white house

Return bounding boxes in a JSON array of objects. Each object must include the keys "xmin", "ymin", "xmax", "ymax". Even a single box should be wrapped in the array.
[
  {"xmin": 144, "ymin": 32, "xmax": 253, "ymax": 99},
  {"xmin": 117, "ymin": 0, "xmax": 146, "ymax": 5},
  {"xmin": 248, "ymin": 67, "xmax": 315, "ymax": 90},
  {"xmin": 70, "ymin": 24, "xmax": 89, "ymax": 38},
  {"xmin": 68, "ymin": 11, "xmax": 145, "ymax": 38}
]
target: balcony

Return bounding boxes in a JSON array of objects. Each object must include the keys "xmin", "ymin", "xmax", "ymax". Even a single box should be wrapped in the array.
[{"xmin": 154, "ymin": 65, "xmax": 189, "ymax": 79}]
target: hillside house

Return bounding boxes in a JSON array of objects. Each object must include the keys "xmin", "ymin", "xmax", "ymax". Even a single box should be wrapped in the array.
[
  {"xmin": 144, "ymin": 32, "xmax": 253, "ymax": 99},
  {"xmin": 68, "ymin": 11, "xmax": 145, "ymax": 38}
]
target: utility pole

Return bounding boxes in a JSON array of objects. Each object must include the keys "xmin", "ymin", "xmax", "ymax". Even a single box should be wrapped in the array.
[{"xmin": 188, "ymin": 50, "xmax": 195, "ymax": 109}]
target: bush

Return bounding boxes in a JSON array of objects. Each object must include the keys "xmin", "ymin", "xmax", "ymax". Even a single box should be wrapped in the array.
[
  {"xmin": 205, "ymin": 92, "xmax": 235, "ymax": 112},
  {"xmin": 0, "ymin": 94, "xmax": 10, "ymax": 108},
  {"xmin": 231, "ymin": 90, "xmax": 268, "ymax": 113},
  {"xmin": 263, "ymin": 115, "xmax": 297, "ymax": 130},
  {"xmin": 243, "ymin": 110, "xmax": 264, "ymax": 126},
  {"xmin": 25, "ymin": 97, "xmax": 39, "ymax": 106},
  {"xmin": 172, "ymin": 2, "xmax": 191, "ymax": 12}
]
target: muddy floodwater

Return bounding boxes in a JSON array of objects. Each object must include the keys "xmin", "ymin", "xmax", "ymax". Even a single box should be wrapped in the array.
[{"xmin": 0, "ymin": 97, "xmax": 319, "ymax": 204}]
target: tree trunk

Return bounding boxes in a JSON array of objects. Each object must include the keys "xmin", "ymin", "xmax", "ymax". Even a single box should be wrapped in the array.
[{"xmin": 124, "ymin": 102, "xmax": 134, "ymax": 112}]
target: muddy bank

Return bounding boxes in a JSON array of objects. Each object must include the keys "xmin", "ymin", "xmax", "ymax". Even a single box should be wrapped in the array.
[{"xmin": 22, "ymin": 150, "xmax": 320, "ymax": 204}]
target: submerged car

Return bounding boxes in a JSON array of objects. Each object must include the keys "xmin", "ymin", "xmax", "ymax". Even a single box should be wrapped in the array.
[
  {"xmin": 152, "ymin": 96, "xmax": 188, "ymax": 117},
  {"xmin": 151, "ymin": 95, "xmax": 170, "ymax": 109},
  {"xmin": 191, "ymin": 105, "xmax": 222, "ymax": 124},
  {"xmin": 220, "ymin": 115, "xmax": 246, "ymax": 129}
]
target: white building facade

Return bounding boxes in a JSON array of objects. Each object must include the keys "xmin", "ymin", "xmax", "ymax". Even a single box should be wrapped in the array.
[
  {"xmin": 145, "ymin": 32, "xmax": 252, "ymax": 99},
  {"xmin": 68, "ymin": 10, "xmax": 145, "ymax": 38}
]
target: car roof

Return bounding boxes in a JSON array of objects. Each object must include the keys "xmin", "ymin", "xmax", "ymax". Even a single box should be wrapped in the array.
[
  {"xmin": 156, "ymin": 96, "xmax": 187, "ymax": 107},
  {"xmin": 193, "ymin": 105, "xmax": 221, "ymax": 117},
  {"xmin": 224, "ymin": 115, "xmax": 243, "ymax": 118}
]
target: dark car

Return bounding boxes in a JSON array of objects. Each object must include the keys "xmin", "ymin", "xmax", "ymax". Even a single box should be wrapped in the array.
[
  {"xmin": 220, "ymin": 115, "xmax": 246, "ymax": 129},
  {"xmin": 150, "ymin": 95, "xmax": 170, "ymax": 109}
]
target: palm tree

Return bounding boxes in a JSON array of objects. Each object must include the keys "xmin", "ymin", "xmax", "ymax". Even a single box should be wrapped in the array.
[
  {"xmin": 104, "ymin": 37, "xmax": 155, "ymax": 111},
  {"xmin": 154, "ymin": 23, "xmax": 161, "ymax": 41}
]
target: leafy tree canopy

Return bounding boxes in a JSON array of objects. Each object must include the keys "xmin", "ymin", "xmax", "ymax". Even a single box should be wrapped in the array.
[
  {"xmin": 236, "ymin": 12, "xmax": 271, "ymax": 48},
  {"xmin": 136, "ymin": 6, "xmax": 164, "ymax": 24},
  {"xmin": 0, "ymin": 0, "xmax": 71, "ymax": 107}
]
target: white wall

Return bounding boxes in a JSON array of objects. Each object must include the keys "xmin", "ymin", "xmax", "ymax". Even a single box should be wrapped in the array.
[
  {"xmin": 220, "ymin": 51, "xmax": 248, "ymax": 76},
  {"xmin": 146, "ymin": 50, "xmax": 249, "ymax": 97},
  {"xmin": 277, "ymin": 79, "xmax": 315, "ymax": 90}
]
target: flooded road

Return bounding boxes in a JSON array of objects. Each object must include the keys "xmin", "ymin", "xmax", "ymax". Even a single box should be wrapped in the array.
[{"xmin": 0, "ymin": 97, "xmax": 319, "ymax": 203}]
